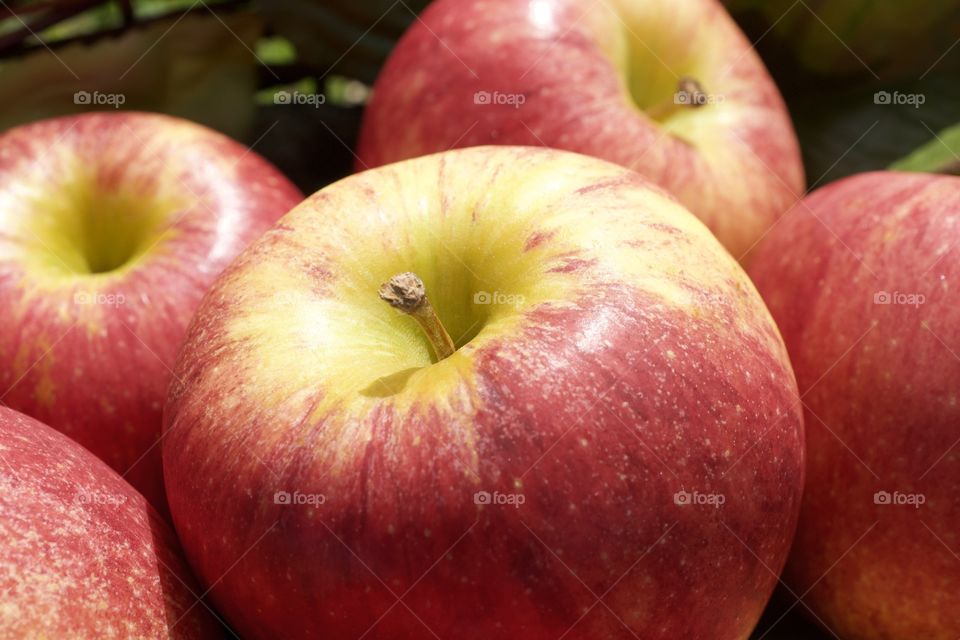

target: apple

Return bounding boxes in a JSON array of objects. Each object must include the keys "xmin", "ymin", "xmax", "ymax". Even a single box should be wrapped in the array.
[
  {"xmin": 748, "ymin": 171, "xmax": 960, "ymax": 639},
  {"xmin": 163, "ymin": 146, "xmax": 804, "ymax": 639},
  {"xmin": 0, "ymin": 112, "xmax": 303, "ymax": 513},
  {"xmin": 0, "ymin": 406, "xmax": 220, "ymax": 637},
  {"xmin": 356, "ymin": 0, "xmax": 805, "ymax": 261}
]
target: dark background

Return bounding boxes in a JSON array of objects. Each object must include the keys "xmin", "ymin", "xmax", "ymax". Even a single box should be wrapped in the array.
[{"xmin": 4, "ymin": 1, "xmax": 958, "ymax": 638}]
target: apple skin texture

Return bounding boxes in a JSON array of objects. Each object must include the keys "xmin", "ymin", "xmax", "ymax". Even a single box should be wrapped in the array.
[
  {"xmin": 164, "ymin": 146, "xmax": 804, "ymax": 639},
  {"xmin": 749, "ymin": 172, "xmax": 960, "ymax": 639},
  {"xmin": 0, "ymin": 406, "xmax": 220, "ymax": 638},
  {"xmin": 356, "ymin": 0, "xmax": 805, "ymax": 261},
  {"xmin": 0, "ymin": 112, "xmax": 303, "ymax": 511}
]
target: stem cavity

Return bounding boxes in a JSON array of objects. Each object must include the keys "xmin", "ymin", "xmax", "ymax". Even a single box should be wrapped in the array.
[{"xmin": 647, "ymin": 76, "xmax": 709, "ymax": 120}]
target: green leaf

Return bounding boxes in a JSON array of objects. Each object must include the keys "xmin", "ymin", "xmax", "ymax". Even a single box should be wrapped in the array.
[
  {"xmin": 787, "ymin": 72, "xmax": 960, "ymax": 186},
  {"xmin": 256, "ymin": 36, "xmax": 297, "ymax": 66},
  {"xmin": 890, "ymin": 122, "xmax": 960, "ymax": 174}
]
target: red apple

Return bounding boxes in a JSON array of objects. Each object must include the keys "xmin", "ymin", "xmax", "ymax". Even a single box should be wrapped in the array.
[
  {"xmin": 0, "ymin": 406, "xmax": 220, "ymax": 637},
  {"xmin": 164, "ymin": 146, "xmax": 804, "ymax": 639},
  {"xmin": 356, "ymin": 0, "xmax": 805, "ymax": 261},
  {"xmin": 0, "ymin": 112, "xmax": 303, "ymax": 512},
  {"xmin": 749, "ymin": 171, "xmax": 960, "ymax": 639}
]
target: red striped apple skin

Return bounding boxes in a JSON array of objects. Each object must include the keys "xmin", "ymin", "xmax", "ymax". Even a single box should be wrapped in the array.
[
  {"xmin": 0, "ymin": 112, "xmax": 303, "ymax": 513},
  {"xmin": 749, "ymin": 172, "xmax": 960, "ymax": 639},
  {"xmin": 164, "ymin": 146, "xmax": 804, "ymax": 639},
  {"xmin": 0, "ymin": 406, "xmax": 220, "ymax": 638},
  {"xmin": 356, "ymin": 0, "xmax": 804, "ymax": 261}
]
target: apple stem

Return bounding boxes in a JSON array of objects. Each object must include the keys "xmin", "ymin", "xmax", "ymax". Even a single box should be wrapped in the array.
[
  {"xmin": 647, "ymin": 76, "xmax": 708, "ymax": 120},
  {"xmin": 379, "ymin": 272, "xmax": 456, "ymax": 361}
]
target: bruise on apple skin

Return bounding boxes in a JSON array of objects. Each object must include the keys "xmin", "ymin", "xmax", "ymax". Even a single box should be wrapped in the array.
[
  {"xmin": 0, "ymin": 407, "xmax": 219, "ymax": 638},
  {"xmin": 749, "ymin": 171, "xmax": 960, "ymax": 640},
  {"xmin": 163, "ymin": 145, "xmax": 803, "ymax": 640}
]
